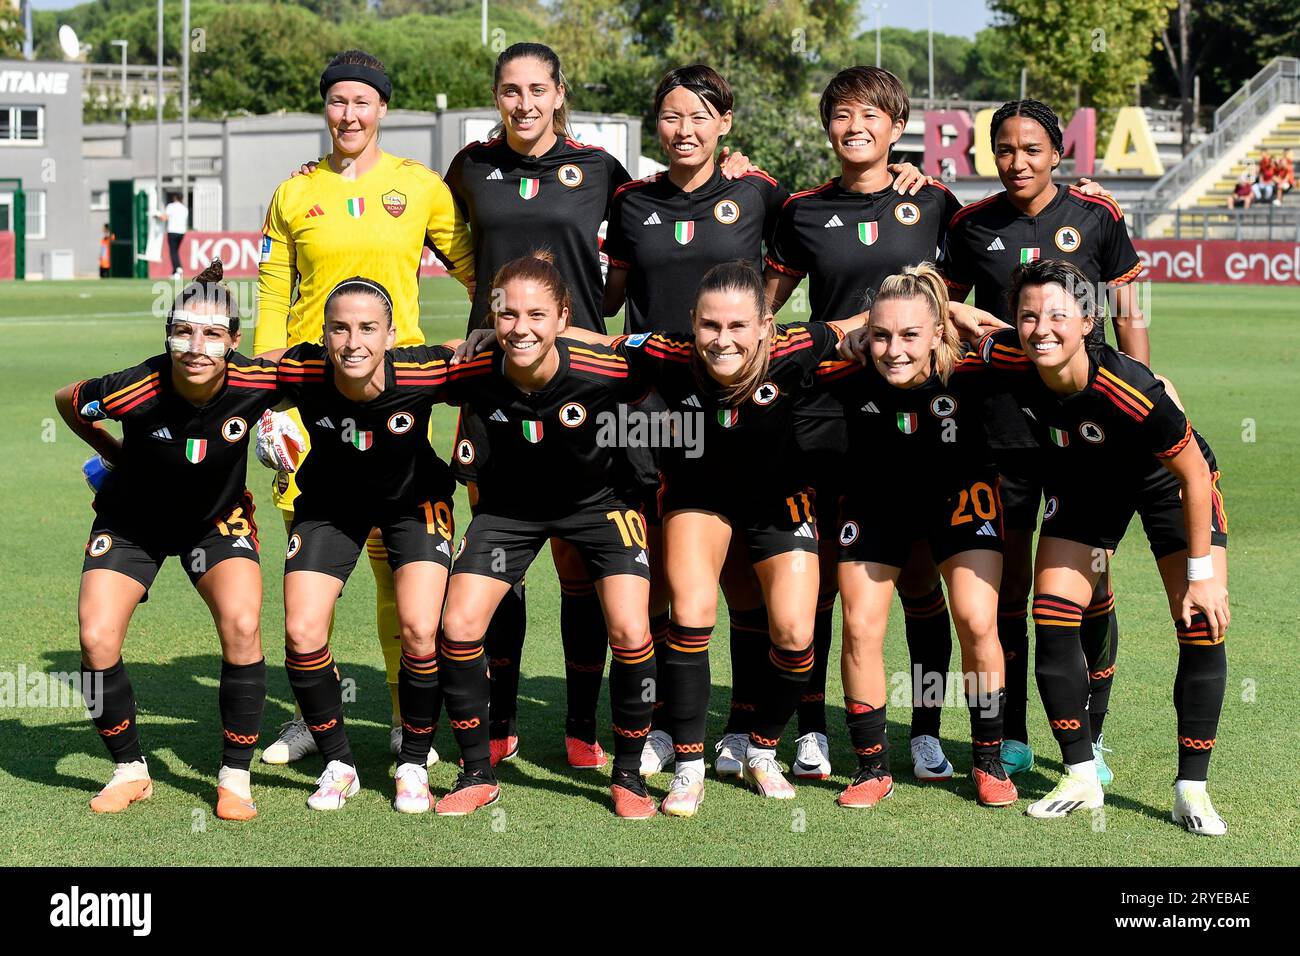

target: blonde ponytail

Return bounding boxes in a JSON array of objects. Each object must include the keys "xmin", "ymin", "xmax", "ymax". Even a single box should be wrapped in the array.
[{"xmin": 873, "ymin": 262, "xmax": 962, "ymax": 382}]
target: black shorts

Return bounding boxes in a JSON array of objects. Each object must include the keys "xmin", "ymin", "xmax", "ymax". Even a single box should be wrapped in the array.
[
  {"xmin": 82, "ymin": 491, "xmax": 260, "ymax": 596},
  {"xmin": 661, "ymin": 484, "xmax": 821, "ymax": 565},
  {"xmin": 799, "ymin": 447, "xmax": 847, "ymax": 532},
  {"xmin": 452, "ymin": 501, "xmax": 651, "ymax": 585},
  {"xmin": 287, "ymin": 496, "xmax": 455, "ymax": 582},
  {"xmin": 838, "ymin": 475, "xmax": 1005, "ymax": 567},
  {"xmin": 1040, "ymin": 445, "xmax": 1228, "ymax": 560},
  {"xmin": 994, "ymin": 446, "xmax": 1044, "ymax": 533}
]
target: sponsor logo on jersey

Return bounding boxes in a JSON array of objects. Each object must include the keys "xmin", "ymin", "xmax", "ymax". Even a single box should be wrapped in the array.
[
  {"xmin": 717, "ymin": 408, "xmax": 739, "ymax": 428},
  {"xmin": 839, "ymin": 521, "xmax": 859, "ymax": 545},
  {"xmin": 150, "ymin": 426, "xmax": 172, "ymax": 441},
  {"xmin": 489, "ymin": 408, "xmax": 509, "ymax": 422},
  {"xmin": 185, "ymin": 438, "xmax": 207, "ymax": 463},
  {"xmin": 643, "ymin": 212, "xmax": 662, "ymax": 226},
  {"xmin": 382, "ymin": 189, "xmax": 407, "ymax": 218},
  {"xmin": 305, "ymin": 204, "xmax": 325, "ymax": 218},
  {"xmin": 286, "ymin": 533, "xmax": 302, "ymax": 559},
  {"xmin": 519, "ymin": 178, "xmax": 540, "ymax": 200},
  {"xmin": 1020, "ymin": 247, "xmax": 1041, "ymax": 264},
  {"xmin": 221, "ymin": 417, "xmax": 247, "ymax": 442},
  {"xmin": 560, "ymin": 402, "xmax": 587, "ymax": 427},
  {"xmin": 674, "ymin": 221, "xmax": 695, "ymax": 245},
  {"xmin": 80, "ymin": 400, "xmax": 105, "ymax": 421},
  {"xmin": 275, "ymin": 471, "xmax": 290, "ymax": 496},
  {"xmin": 1054, "ymin": 226, "xmax": 1081, "ymax": 253},
  {"xmin": 486, "ymin": 168, "xmax": 503, "ymax": 180},
  {"xmin": 975, "ymin": 521, "xmax": 997, "ymax": 537},
  {"xmin": 346, "ymin": 198, "xmax": 365, "ymax": 218},
  {"xmin": 860, "ymin": 401, "xmax": 880, "ymax": 414},
  {"xmin": 351, "ymin": 430, "xmax": 374, "ymax": 451},
  {"xmin": 87, "ymin": 534, "xmax": 113, "ymax": 557},
  {"xmin": 753, "ymin": 382, "xmax": 779, "ymax": 406},
  {"xmin": 713, "ymin": 199, "xmax": 740, "ymax": 224},
  {"xmin": 624, "ymin": 332, "xmax": 651, "ymax": 347},
  {"xmin": 1043, "ymin": 496, "xmax": 1059, "ymax": 521},
  {"xmin": 894, "ymin": 202, "xmax": 920, "ymax": 225},
  {"xmin": 824, "ymin": 214, "xmax": 844, "ymax": 228},
  {"xmin": 232, "ymin": 536, "xmax": 255, "ymax": 551},
  {"xmin": 521, "ymin": 420, "xmax": 544, "ymax": 442},
  {"xmin": 681, "ymin": 395, "xmax": 701, "ymax": 408},
  {"xmin": 858, "ymin": 221, "xmax": 879, "ymax": 245},
  {"xmin": 793, "ymin": 522, "xmax": 816, "ymax": 539},
  {"xmin": 987, "ymin": 236, "xmax": 1005, "ymax": 251},
  {"xmin": 387, "ymin": 412, "xmax": 414, "ymax": 435},
  {"xmin": 1021, "ymin": 406, "xmax": 1037, "ymax": 421},
  {"xmin": 437, "ymin": 539, "xmax": 452, "ymax": 557},
  {"xmin": 1048, "ymin": 426, "xmax": 1070, "ymax": 447},
  {"xmin": 558, "ymin": 164, "xmax": 584, "ymax": 188},
  {"xmin": 930, "ymin": 395, "xmax": 957, "ymax": 418},
  {"xmin": 896, "ymin": 412, "xmax": 918, "ymax": 434},
  {"xmin": 1079, "ymin": 421, "xmax": 1105, "ymax": 443},
  {"xmin": 316, "ymin": 416, "xmax": 335, "ymax": 429},
  {"xmin": 635, "ymin": 550, "xmax": 650, "ymax": 566},
  {"xmin": 455, "ymin": 438, "xmax": 475, "ymax": 464},
  {"xmin": 260, "ymin": 234, "xmax": 273, "ymax": 262}
]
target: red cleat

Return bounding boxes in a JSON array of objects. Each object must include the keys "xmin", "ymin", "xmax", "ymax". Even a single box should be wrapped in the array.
[
  {"xmin": 435, "ymin": 771, "xmax": 501, "ymax": 817},
  {"xmin": 837, "ymin": 768, "xmax": 894, "ymax": 809},
  {"xmin": 610, "ymin": 769, "xmax": 656, "ymax": 819},
  {"xmin": 973, "ymin": 765, "xmax": 1019, "ymax": 807},
  {"xmin": 566, "ymin": 736, "xmax": 607, "ymax": 769},
  {"xmin": 490, "ymin": 735, "xmax": 520, "ymax": 767}
]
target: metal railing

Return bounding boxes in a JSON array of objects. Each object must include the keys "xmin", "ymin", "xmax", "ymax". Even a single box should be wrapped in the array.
[{"xmin": 1126, "ymin": 201, "xmax": 1300, "ymax": 242}]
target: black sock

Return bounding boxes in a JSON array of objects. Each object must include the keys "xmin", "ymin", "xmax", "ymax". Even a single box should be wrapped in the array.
[
  {"xmin": 796, "ymin": 595, "xmax": 835, "ymax": 736},
  {"xmin": 665, "ymin": 621, "xmax": 712, "ymax": 761},
  {"xmin": 560, "ymin": 583, "xmax": 607, "ymax": 743},
  {"xmin": 218, "ymin": 658, "xmax": 266, "ymax": 772},
  {"xmin": 83, "ymin": 657, "xmax": 143, "ymax": 764},
  {"xmin": 1081, "ymin": 590, "xmax": 1118, "ymax": 742},
  {"xmin": 285, "ymin": 645, "xmax": 354, "ymax": 766},
  {"xmin": 724, "ymin": 605, "xmax": 767, "ymax": 735},
  {"xmin": 970, "ymin": 686, "xmax": 1007, "ymax": 766},
  {"xmin": 608, "ymin": 638, "xmax": 656, "ymax": 773},
  {"xmin": 649, "ymin": 612, "xmax": 671, "ymax": 732},
  {"xmin": 752, "ymin": 642, "xmax": 814, "ymax": 749},
  {"xmin": 901, "ymin": 584, "xmax": 951, "ymax": 740},
  {"xmin": 441, "ymin": 632, "xmax": 491, "ymax": 773},
  {"xmin": 485, "ymin": 580, "xmax": 526, "ymax": 740},
  {"xmin": 1032, "ymin": 595, "xmax": 1091, "ymax": 766},
  {"xmin": 1174, "ymin": 613, "xmax": 1227, "ymax": 781},
  {"xmin": 845, "ymin": 699, "xmax": 888, "ymax": 772},
  {"xmin": 397, "ymin": 650, "xmax": 440, "ymax": 766},
  {"xmin": 997, "ymin": 603, "xmax": 1030, "ymax": 743}
]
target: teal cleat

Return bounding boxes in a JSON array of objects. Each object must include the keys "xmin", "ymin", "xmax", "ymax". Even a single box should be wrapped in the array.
[
  {"xmin": 1093, "ymin": 734, "xmax": 1114, "ymax": 787},
  {"xmin": 1000, "ymin": 739, "xmax": 1035, "ymax": 776}
]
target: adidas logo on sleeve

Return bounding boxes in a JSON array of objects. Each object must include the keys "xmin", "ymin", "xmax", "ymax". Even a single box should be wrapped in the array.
[
  {"xmin": 824, "ymin": 214, "xmax": 844, "ymax": 228},
  {"xmin": 987, "ymin": 237, "xmax": 1005, "ymax": 251},
  {"xmin": 643, "ymin": 212, "xmax": 662, "ymax": 226}
]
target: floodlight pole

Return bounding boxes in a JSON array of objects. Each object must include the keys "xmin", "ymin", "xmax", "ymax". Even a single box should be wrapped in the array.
[
  {"xmin": 156, "ymin": 0, "xmax": 164, "ymax": 211},
  {"xmin": 181, "ymin": 0, "xmax": 190, "ymax": 212},
  {"xmin": 927, "ymin": 0, "xmax": 934, "ymax": 99},
  {"xmin": 111, "ymin": 40, "xmax": 128, "ymax": 124},
  {"xmin": 482, "ymin": 0, "xmax": 488, "ymax": 46},
  {"xmin": 872, "ymin": 2, "xmax": 887, "ymax": 68}
]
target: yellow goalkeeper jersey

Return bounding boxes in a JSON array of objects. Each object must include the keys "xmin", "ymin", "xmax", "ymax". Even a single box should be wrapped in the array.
[{"xmin": 254, "ymin": 150, "xmax": 474, "ymax": 352}]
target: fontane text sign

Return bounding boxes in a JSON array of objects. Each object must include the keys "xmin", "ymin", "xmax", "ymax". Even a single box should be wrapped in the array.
[{"xmin": 0, "ymin": 70, "xmax": 71, "ymax": 95}]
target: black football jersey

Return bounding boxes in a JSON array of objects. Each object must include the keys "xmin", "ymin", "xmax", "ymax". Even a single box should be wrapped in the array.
[
  {"xmin": 965, "ymin": 329, "xmax": 1194, "ymax": 487},
  {"xmin": 603, "ymin": 167, "xmax": 787, "ymax": 335},
  {"xmin": 445, "ymin": 136, "xmax": 632, "ymax": 334},
  {"xmin": 445, "ymin": 339, "xmax": 650, "ymax": 520},
  {"xmin": 616, "ymin": 323, "xmax": 842, "ymax": 499},
  {"xmin": 72, "ymin": 353, "xmax": 280, "ymax": 528},
  {"xmin": 276, "ymin": 344, "xmax": 456, "ymax": 508}
]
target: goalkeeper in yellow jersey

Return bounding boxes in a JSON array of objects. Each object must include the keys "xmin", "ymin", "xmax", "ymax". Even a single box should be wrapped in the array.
[{"xmin": 254, "ymin": 49, "xmax": 474, "ymax": 764}]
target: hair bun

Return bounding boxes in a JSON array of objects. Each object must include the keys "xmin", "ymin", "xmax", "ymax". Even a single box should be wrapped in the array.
[
  {"xmin": 194, "ymin": 258, "xmax": 224, "ymax": 284},
  {"xmin": 530, "ymin": 249, "xmax": 557, "ymax": 266}
]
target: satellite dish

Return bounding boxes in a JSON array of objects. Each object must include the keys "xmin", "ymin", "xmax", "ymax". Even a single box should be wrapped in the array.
[{"xmin": 58, "ymin": 24, "xmax": 82, "ymax": 61}]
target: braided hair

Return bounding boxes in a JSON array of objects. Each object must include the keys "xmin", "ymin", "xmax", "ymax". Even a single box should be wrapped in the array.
[{"xmin": 990, "ymin": 99, "xmax": 1063, "ymax": 164}]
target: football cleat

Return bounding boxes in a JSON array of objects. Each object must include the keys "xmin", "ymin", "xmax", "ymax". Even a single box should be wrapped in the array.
[
  {"xmin": 393, "ymin": 762, "xmax": 432, "ymax": 814},
  {"xmin": 792, "ymin": 731, "xmax": 832, "ymax": 780},
  {"xmin": 215, "ymin": 766, "xmax": 257, "ymax": 821},
  {"xmin": 714, "ymin": 733, "xmax": 747, "ymax": 779},
  {"xmin": 1092, "ymin": 733, "xmax": 1114, "ymax": 787},
  {"xmin": 306, "ymin": 760, "xmax": 360, "ymax": 811},
  {"xmin": 260, "ymin": 717, "xmax": 318, "ymax": 765},
  {"xmin": 1025, "ymin": 772, "xmax": 1104, "ymax": 819},
  {"xmin": 389, "ymin": 726, "xmax": 439, "ymax": 768},
  {"xmin": 89, "ymin": 759, "xmax": 152, "ymax": 814},
  {"xmin": 610, "ymin": 767, "xmax": 657, "ymax": 819},
  {"xmin": 661, "ymin": 766, "xmax": 706, "ymax": 818},
  {"xmin": 640, "ymin": 729, "xmax": 676, "ymax": 775},
  {"xmin": 972, "ymin": 755, "xmax": 1019, "ymax": 807},
  {"xmin": 1000, "ymin": 739, "xmax": 1034, "ymax": 776},
  {"xmin": 566, "ymin": 735, "xmax": 607, "ymax": 770},
  {"xmin": 836, "ymin": 766, "xmax": 894, "ymax": 809},
  {"xmin": 910, "ymin": 734, "xmax": 953, "ymax": 781},
  {"xmin": 435, "ymin": 770, "xmax": 500, "ymax": 816},
  {"xmin": 490, "ymin": 735, "xmax": 519, "ymax": 767},
  {"xmin": 743, "ymin": 750, "xmax": 796, "ymax": 800},
  {"xmin": 1172, "ymin": 780, "xmax": 1228, "ymax": 836}
]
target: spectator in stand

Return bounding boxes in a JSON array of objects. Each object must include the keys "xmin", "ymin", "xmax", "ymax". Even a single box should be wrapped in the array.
[
  {"xmin": 1276, "ymin": 149, "xmax": 1295, "ymax": 203},
  {"xmin": 1229, "ymin": 174, "xmax": 1254, "ymax": 209},
  {"xmin": 1253, "ymin": 151, "xmax": 1276, "ymax": 204}
]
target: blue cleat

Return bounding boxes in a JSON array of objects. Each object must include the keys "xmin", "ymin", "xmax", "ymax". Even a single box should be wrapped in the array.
[{"xmin": 1000, "ymin": 739, "xmax": 1034, "ymax": 776}]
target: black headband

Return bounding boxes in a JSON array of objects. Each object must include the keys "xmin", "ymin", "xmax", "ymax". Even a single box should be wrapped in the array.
[
  {"xmin": 328, "ymin": 278, "xmax": 394, "ymax": 315},
  {"xmin": 320, "ymin": 64, "xmax": 392, "ymax": 103}
]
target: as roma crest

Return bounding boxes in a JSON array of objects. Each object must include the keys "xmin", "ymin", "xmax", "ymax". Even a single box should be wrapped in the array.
[{"xmin": 382, "ymin": 190, "xmax": 407, "ymax": 218}]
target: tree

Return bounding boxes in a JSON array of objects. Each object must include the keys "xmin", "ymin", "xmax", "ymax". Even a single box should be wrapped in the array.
[{"xmin": 0, "ymin": 5, "xmax": 24, "ymax": 61}]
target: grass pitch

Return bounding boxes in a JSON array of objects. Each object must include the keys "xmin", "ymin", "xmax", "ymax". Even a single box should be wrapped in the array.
[{"xmin": 0, "ymin": 277, "xmax": 1296, "ymax": 865}]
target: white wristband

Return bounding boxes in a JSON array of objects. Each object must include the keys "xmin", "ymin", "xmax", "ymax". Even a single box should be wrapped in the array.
[{"xmin": 1187, "ymin": 555, "xmax": 1214, "ymax": 581}]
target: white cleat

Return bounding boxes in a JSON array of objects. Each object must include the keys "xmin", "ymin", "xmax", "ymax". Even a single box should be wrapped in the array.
[
  {"xmin": 743, "ymin": 748, "xmax": 796, "ymax": 800},
  {"xmin": 1026, "ymin": 772, "xmax": 1105, "ymax": 819},
  {"xmin": 661, "ymin": 764, "xmax": 706, "ymax": 817},
  {"xmin": 390, "ymin": 725, "xmax": 439, "ymax": 767},
  {"xmin": 307, "ymin": 760, "xmax": 360, "ymax": 811},
  {"xmin": 1172, "ymin": 780, "xmax": 1228, "ymax": 836},
  {"xmin": 392, "ymin": 762, "xmax": 432, "ymax": 814},
  {"xmin": 714, "ymin": 733, "xmax": 747, "ymax": 779},
  {"xmin": 639, "ymin": 729, "xmax": 675, "ymax": 775},
  {"xmin": 261, "ymin": 717, "xmax": 318, "ymax": 765},
  {"xmin": 792, "ymin": 731, "xmax": 832, "ymax": 780},
  {"xmin": 910, "ymin": 734, "xmax": 954, "ymax": 781}
]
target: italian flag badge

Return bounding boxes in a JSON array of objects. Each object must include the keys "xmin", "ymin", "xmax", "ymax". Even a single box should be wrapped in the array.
[
  {"xmin": 519, "ymin": 178, "xmax": 539, "ymax": 200},
  {"xmin": 896, "ymin": 412, "xmax": 918, "ymax": 435},
  {"xmin": 185, "ymin": 438, "xmax": 207, "ymax": 463},
  {"xmin": 522, "ymin": 420, "xmax": 543, "ymax": 443},
  {"xmin": 1020, "ymin": 247, "xmax": 1040, "ymax": 263},
  {"xmin": 347, "ymin": 198, "xmax": 365, "ymax": 218},
  {"xmin": 352, "ymin": 430, "xmax": 373, "ymax": 451},
  {"xmin": 675, "ymin": 221, "xmax": 695, "ymax": 245},
  {"xmin": 1049, "ymin": 426, "xmax": 1069, "ymax": 447},
  {"xmin": 717, "ymin": 408, "xmax": 739, "ymax": 428}
]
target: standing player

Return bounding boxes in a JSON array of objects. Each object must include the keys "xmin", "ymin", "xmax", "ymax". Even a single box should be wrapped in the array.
[
  {"xmin": 255, "ymin": 49, "xmax": 474, "ymax": 766},
  {"xmin": 274, "ymin": 278, "xmax": 460, "ymax": 812},
  {"xmin": 818, "ymin": 264, "xmax": 1016, "ymax": 809},
  {"xmin": 967, "ymin": 261, "xmax": 1228, "ymax": 834},
  {"xmin": 942, "ymin": 99, "xmax": 1147, "ymax": 781},
  {"xmin": 54, "ymin": 260, "xmax": 279, "ymax": 820}
]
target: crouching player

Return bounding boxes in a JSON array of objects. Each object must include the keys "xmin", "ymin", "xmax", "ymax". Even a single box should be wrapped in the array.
[
  {"xmin": 823, "ymin": 264, "xmax": 1016, "ymax": 809},
  {"xmin": 274, "ymin": 277, "xmax": 459, "ymax": 812},
  {"xmin": 54, "ymin": 260, "xmax": 280, "ymax": 819},
  {"xmin": 972, "ymin": 260, "xmax": 1230, "ymax": 834}
]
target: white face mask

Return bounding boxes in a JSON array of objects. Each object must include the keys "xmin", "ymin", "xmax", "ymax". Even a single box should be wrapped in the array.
[{"xmin": 167, "ymin": 309, "xmax": 233, "ymax": 358}]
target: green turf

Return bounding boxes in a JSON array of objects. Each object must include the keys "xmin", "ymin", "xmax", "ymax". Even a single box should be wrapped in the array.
[{"xmin": 1, "ymin": 277, "xmax": 1296, "ymax": 865}]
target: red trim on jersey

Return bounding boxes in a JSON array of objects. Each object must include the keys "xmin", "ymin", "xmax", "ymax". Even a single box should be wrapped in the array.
[
  {"xmin": 814, "ymin": 360, "xmax": 859, "ymax": 381},
  {"xmin": 564, "ymin": 137, "xmax": 606, "ymax": 152},
  {"xmin": 113, "ymin": 386, "xmax": 160, "ymax": 414},
  {"xmin": 1090, "ymin": 377, "xmax": 1148, "ymax": 423},
  {"xmin": 1068, "ymin": 185, "xmax": 1123, "ymax": 221},
  {"xmin": 1109, "ymin": 261, "xmax": 1145, "ymax": 287},
  {"xmin": 606, "ymin": 257, "xmax": 631, "ymax": 270},
  {"xmin": 741, "ymin": 168, "xmax": 779, "ymax": 187},
  {"xmin": 947, "ymin": 191, "xmax": 1003, "ymax": 230},
  {"xmin": 764, "ymin": 255, "xmax": 805, "ymax": 278},
  {"xmin": 570, "ymin": 362, "xmax": 628, "ymax": 378},
  {"xmin": 780, "ymin": 180, "xmax": 836, "ymax": 209},
  {"xmin": 1155, "ymin": 420, "xmax": 1193, "ymax": 459},
  {"xmin": 612, "ymin": 173, "xmax": 664, "ymax": 200},
  {"xmin": 645, "ymin": 339, "xmax": 690, "ymax": 363}
]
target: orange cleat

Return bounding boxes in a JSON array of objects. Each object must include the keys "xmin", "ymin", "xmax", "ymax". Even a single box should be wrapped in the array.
[
  {"xmin": 610, "ymin": 768, "xmax": 657, "ymax": 819},
  {"xmin": 89, "ymin": 760, "xmax": 153, "ymax": 814},
  {"xmin": 216, "ymin": 786, "xmax": 258, "ymax": 821},
  {"xmin": 490, "ymin": 735, "xmax": 520, "ymax": 767},
  {"xmin": 566, "ymin": 736, "xmax": 607, "ymax": 770},
  {"xmin": 435, "ymin": 771, "xmax": 501, "ymax": 816},
  {"xmin": 836, "ymin": 768, "xmax": 894, "ymax": 809},
  {"xmin": 973, "ymin": 765, "xmax": 1019, "ymax": 807}
]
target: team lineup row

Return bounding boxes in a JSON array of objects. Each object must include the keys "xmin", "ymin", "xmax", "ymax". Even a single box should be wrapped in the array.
[{"xmin": 56, "ymin": 42, "xmax": 1230, "ymax": 834}]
